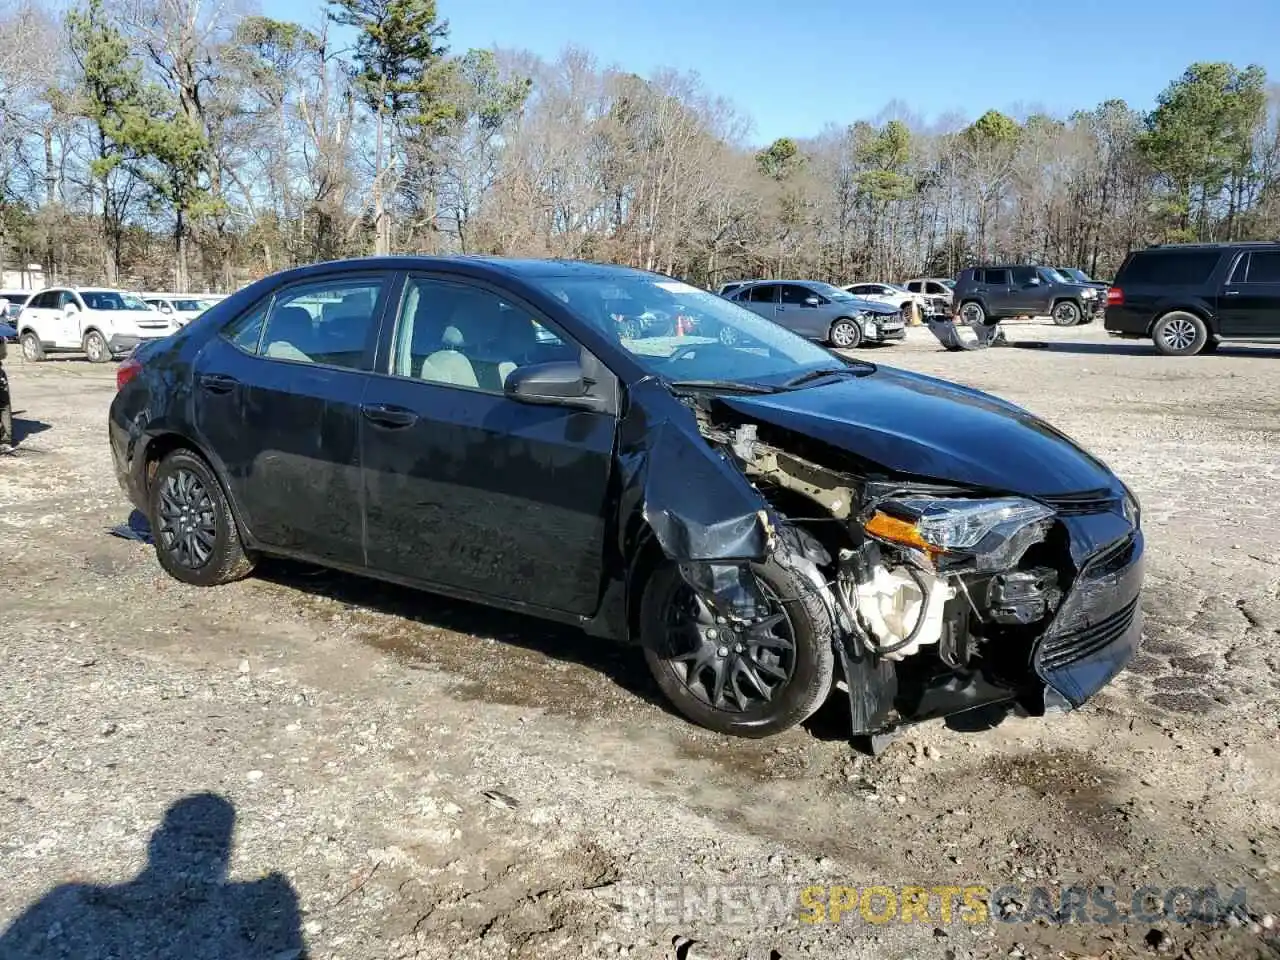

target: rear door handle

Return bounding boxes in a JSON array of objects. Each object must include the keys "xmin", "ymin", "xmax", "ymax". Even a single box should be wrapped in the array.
[
  {"xmin": 198, "ymin": 373, "xmax": 238, "ymax": 394},
  {"xmin": 1223, "ymin": 289, "xmax": 1241, "ymax": 296},
  {"xmin": 361, "ymin": 403, "xmax": 418, "ymax": 429}
]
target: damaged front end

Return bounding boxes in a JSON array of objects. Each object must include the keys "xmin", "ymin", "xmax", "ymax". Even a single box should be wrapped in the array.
[{"xmin": 676, "ymin": 405, "xmax": 1144, "ymax": 745}]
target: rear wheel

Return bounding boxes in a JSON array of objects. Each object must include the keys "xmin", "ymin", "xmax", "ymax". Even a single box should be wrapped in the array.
[
  {"xmin": 1051, "ymin": 300, "xmax": 1082, "ymax": 326},
  {"xmin": 149, "ymin": 448, "xmax": 255, "ymax": 586},
  {"xmin": 641, "ymin": 559, "xmax": 835, "ymax": 738},
  {"xmin": 959, "ymin": 300, "xmax": 985, "ymax": 325},
  {"xmin": 19, "ymin": 331, "xmax": 43, "ymax": 362},
  {"xmin": 83, "ymin": 329, "xmax": 111, "ymax": 363},
  {"xmin": 829, "ymin": 317, "xmax": 861, "ymax": 349},
  {"xmin": 1152, "ymin": 311, "xmax": 1208, "ymax": 357}
]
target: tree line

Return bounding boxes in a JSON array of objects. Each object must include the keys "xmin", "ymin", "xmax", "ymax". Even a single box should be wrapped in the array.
[{"xmin": 0, "ymin": 0, "xmax": 1276, "ymax": 292}]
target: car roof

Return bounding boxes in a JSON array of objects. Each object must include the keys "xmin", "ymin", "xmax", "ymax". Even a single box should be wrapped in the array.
[{"xmin": 319, "ymin": 254, "xmax": 664, "ymax": 282}]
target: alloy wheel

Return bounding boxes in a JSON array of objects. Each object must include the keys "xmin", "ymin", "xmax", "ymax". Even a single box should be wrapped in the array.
[
  {"xmin": 1160, "ymin": 316, "xmax": 1198, "ymax": 352},
  {"xmin": 1052, "ymin": 302, "xmax": 1080, "ymax": 326},
  {"xmin": 20, "ymin": 334, "xmax": 39, "ymax": 361},
  {"xmin": 830, "ymin": 320, "xmax": 859, "ymax": 348},
  {"xmin": 661, "ymin": 584, "xmax": 797, "ymax": 713},
  {"xmin": 85, "ymin": 333, "xmax": 107, "ymax": 362},
  {"xmin": 960, "ymin": 302, "xmax": 985, "ymax": 324},
  {"xmin": 156, "ymin": 468, "xmax": 218, "ymax": 569}
]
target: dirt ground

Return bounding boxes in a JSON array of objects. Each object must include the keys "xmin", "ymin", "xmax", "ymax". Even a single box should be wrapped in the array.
[{"xmin": 1, "ymin": 323, "xmax": 1279, "ymax": 960}]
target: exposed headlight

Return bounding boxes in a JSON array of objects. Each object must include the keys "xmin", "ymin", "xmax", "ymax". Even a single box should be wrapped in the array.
[
  {"xmin": 1121, "ymin": 488, "xmax": 1141, "ymax": 528},
  {"xmin": 1081, "ymin": 288, "xmax": 1098, "ymax": 298},
  {"xmin": 865, "ymin": 497, "xmax": 1055, "ymax": 556}
]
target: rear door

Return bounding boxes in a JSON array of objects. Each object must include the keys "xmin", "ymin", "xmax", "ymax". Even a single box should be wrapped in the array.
[
  {"xmin": 739, "ymin": 283, "xmax": 780, "ymax": 321},
  {"xmin": 978, "ymin": 268, "xmax": 1012, "ymax": 315},
  {"xmin": 193, "ymin": 270, "xmax": 394, "ymax": 567},
  {"xmin": 358, "ymin": 272, "xmax": 617, "ymax": 615},
  {"xmin": 1218, "ymin": 250, "xmax": 1280, "ymax": 338}
]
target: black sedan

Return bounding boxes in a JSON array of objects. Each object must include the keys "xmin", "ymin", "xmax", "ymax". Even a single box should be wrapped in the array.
[{"xmin": 109, "ymin": 257, "xmax": 1145, "ymax": 747}]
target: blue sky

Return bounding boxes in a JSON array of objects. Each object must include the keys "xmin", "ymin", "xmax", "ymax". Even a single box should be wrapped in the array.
[{"xmin": 284, "ymin": 0, "xmax": 1280, "ymax": 144}]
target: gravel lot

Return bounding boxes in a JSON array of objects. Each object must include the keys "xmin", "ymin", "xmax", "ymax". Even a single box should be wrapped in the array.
[{"xmin": 1, "ymin": 322, "xmax": 1278, "ymax": 960}]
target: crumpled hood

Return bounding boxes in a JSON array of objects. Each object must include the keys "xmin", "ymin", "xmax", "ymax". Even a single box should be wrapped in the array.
[
  {"xmin": 718, "ymin": 365, "xmax": 1119, "ymax": 497},
  {"xmin": 848, "ymin": 298, "xmax": 901, "ymax": 315}
]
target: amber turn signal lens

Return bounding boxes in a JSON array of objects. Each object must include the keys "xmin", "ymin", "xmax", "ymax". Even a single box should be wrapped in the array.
[{"xmin": 864, "ymin": 510, "xmax": 940, "ymax": 555}]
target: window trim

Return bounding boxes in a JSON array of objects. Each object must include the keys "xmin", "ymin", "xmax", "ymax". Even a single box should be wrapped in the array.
[
  {"xmin": 373, "ymin": 269, "xmax": 620, "ymax": 414},
  {"xmin": 219, "ymin": 270, "xmax": 396, "ymax": 373}
]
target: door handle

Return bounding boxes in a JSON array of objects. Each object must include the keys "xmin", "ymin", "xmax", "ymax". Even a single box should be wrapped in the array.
[
  {"xmin": 198, "ymin": 373, "xmax": 238, "ymax": 394},
  {"xmin": 361, "ymin": 403, "xmax": 418, "ymax": 429},
  {"xmin": 1224, "ymin": 289, "xmax": 1241, "ymax": 296}
]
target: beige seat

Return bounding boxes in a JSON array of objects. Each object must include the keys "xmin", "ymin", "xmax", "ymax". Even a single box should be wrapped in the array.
[
  {"xmin": 419, "ymin": 325, "xmax": 479, "ymax": 387},
  {"xmin": 263, "ymin": 307, "xmax": 316, "ymax": 362}
]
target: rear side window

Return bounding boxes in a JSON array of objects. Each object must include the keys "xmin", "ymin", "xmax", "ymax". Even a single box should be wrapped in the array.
[
  {"xmin": 1243, "ymin": 251, "xmax": 1280, "ymax": 283},
  {"xmin": 1117, "ymin": 250, "xmax": 1222, "ymax": 286},
  {"xmin": 259, "ymin": 278, "xmax": 386, "ymax": 370},
  {"xmin": 984, "ymin": 269, "xmax": 1010, "ymax": 285},
  {"xmin": 906, "ymin": 281, "xmax": 922, "ymax": 292},
  {"xmin": 747, "ymin": 284, "xmax": 778, "ymax": 304}
]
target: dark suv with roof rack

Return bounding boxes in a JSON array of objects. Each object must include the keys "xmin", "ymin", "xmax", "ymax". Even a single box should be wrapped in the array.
[{"xmin": 1104, "ymin": 241, "xmax": 1280, "ymax": 356}]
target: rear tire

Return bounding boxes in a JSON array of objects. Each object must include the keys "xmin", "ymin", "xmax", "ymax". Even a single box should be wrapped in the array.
[
  {"xmin": 1152, "ymin": 311, "xmax": 1208, "ymax": 357},
  {"xmin": 19, "ymin": 331, "xmax": 44, "ymax": 362},
  {"xmin": 959, "ymin": 300, "xmax": 985, "ymax": 325},
  {"xmin": 829, "ymin": 317, "xmax": 862, "ymax": 349},
  {"xmin": 641, "ymin": 559, "xmax": 835, "ymax": 738},
  {"xmin": 148, "ymin": 448, "xmax": 255, "ymax": 587},
  {"xmin": 83, "ymin": 329, "xmax": 111, "ymax": 363}
]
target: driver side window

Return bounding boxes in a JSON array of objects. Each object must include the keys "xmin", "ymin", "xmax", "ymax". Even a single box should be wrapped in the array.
[
  {"xmin": 779, "ymin": 284, "xmax": 814, "ymax": 305},
  {"xmin": 390, "ymin": 276, "xmax": 578, "ymax": 393}
]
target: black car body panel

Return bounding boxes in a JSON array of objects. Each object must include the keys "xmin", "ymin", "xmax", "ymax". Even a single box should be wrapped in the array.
[
  {"xmin": 110, "ymin": 255, "xmax": 1144, "ymax": 744},
  {"xmin": 715, "ymin": 366, "xmax": 1118, "ymax": 497}
]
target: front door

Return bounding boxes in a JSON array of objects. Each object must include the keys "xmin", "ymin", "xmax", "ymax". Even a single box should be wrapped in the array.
[
  {"xmin": 192, "ymin": 271, "xmax": 393, "ymax": 567},
  {"xmin": 1006, "ymin": 267, "xmax": 1045, "ymax": 315},
  {"xmin": 1218, "ymin": 250, "xmax": 1280, "ymax": 338},
  {"xmin": 776, "ymin": 282, "xmax": 829, "ymax": 338},
  {"xmin": 359, "ymin": 273, "xmax": 616, "ymax": 616}
]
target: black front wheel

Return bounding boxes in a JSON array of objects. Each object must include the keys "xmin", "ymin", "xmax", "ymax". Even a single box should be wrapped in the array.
[
  {"xmin": 641, "ymin": 559, "xmax": 835, "ymax": 738},
  {"xmin": 149, "ymin": 449, "xmax": 255, "ymax": 587},
  {"xmin": 1051, "ymin": 301, "xmax": 1082, "ymax": 326}
]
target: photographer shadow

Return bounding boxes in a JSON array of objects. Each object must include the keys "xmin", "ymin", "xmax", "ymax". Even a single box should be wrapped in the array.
[{"xmin": 0, "ymin": 792, "xmax": 305, "ymax": 960}]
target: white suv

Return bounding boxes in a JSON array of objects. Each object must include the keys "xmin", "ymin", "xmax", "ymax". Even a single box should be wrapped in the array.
[
  {"xmin": 142, "ymin": 294, "xmax": 217, "ymax": 326},
  {"xmin": 17, "ymin": 287, "xmax": 178, "ymax": 363}
]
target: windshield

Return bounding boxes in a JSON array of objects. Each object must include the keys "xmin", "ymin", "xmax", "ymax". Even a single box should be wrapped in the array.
[
  {"xmin": 528, "ymin": 274, "xmax": 843, "ymax": 387},
  {"xmin": 940, "ymin": 279, "xmax": 955, "ymax": 289},
  {"xmin": 1041, "ymin": 268, "xmax": 1072, "ymax": 283},
  {"xmin": 174, "ymin": 299, "xmax": 208, "ymax": 311},
  {"xmin": 82, "ymin": 291, "xmax": 149, "ymax": 311},
  {"xmin": 1061, "ymin": 268, "xmax": 1089, "ymax": 283}
]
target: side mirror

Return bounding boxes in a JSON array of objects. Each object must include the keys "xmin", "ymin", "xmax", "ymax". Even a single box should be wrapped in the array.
[
  {"xmin": 504, "ymin": 360, "xmax": 605, "ymax": 411},
  {"xmin": 161, "ymin": 304, "xmax": 173, "ymax": 313},
  {"xmin": 804, "ymin": 296, "xmax": 821, "ymax": 307},
  {"xmin": 1028, "ymin": 277, "xmax": 1042, "ymax": 286},
  {"xmin": 64, "ymin": 302, "xmax": 79, "ymax": 314}
]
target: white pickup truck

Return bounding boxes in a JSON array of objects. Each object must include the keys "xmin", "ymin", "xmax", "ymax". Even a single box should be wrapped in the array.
[{"xmin": 17, "ymin": 287, "xmax": 178, "ymax": 363}]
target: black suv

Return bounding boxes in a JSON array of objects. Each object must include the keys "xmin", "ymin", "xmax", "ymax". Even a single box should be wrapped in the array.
[
  {"xmin": 1104, "ymin": 242, "xmax": 1280, "ymax": 356},
  {"xmin": 953, "ymin": 265, "xmax": 1104, "ymax": 327}
]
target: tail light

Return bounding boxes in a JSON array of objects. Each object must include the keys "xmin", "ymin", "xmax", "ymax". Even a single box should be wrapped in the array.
[
  {"xmin": 1106, "ymin": 286, "xmax": 1124, "ymax": 307},
  {"xmin": 116, "ymin": 356, "xmax": 142, "ymax": 391}
]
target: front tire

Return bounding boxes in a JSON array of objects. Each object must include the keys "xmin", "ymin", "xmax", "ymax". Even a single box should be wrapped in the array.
[
  {"xmin": 149, "ymin": 448, "xmax": 255, "ymax": 587},
  {"xmin": 1051, "ymin": 300, "xmax": 1082, "ymax": 326},
  {"xmin": 83, "ymin": 329, "xmax": 111, "ymax": 363},
  {"xmin": 1152, "ymin": 311, "xmax": 1208, "ymax": 356},
  {"xmin": 829, "ymin": 317, "xmax": 862, "ymax": 349},
  {"xmin": 19, "ymin": 331, "xmax": 44, "ymax": 362},
  {"xmin": 641, "ymin": 559, "xmax": 835, "ymax": 738}
]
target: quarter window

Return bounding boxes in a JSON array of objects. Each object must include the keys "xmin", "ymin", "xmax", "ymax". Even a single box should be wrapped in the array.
[{"xmin": 258, "ymin": 278, "xmax": 384, "ymax": 370}]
